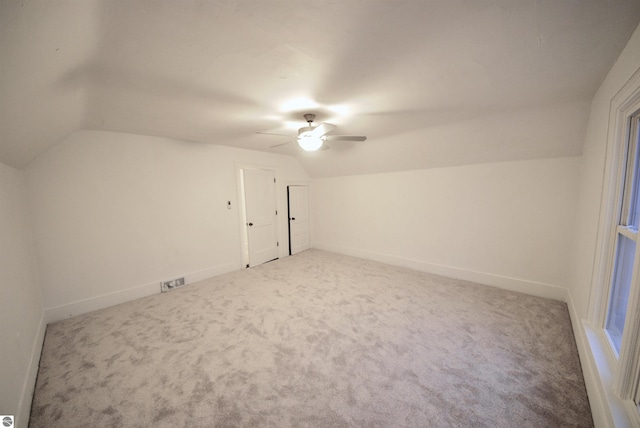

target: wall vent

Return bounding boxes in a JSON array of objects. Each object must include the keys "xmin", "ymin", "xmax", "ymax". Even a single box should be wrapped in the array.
[{"xmin": 160, "ymin": 277, "xmax": 186, "ymax": 292}]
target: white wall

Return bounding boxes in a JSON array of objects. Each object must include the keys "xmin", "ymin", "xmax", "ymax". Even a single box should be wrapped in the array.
[
  {"xmin": 566, "ymin": 23, "xmax": 640, "ymax": 428},
  {"xmin": 0, "ymin": 162, "xmax": 45, "ymax": 428},
  {"xmin": 569, "ymin": 23, "xmax": 640, "ymax": 320},
  {"xmin": 312, "ymin": 156, "xmax": 580, "ymax": 300},
  {"xmin": 25, "ymin": 130, "xmax": 309, "ymax": 321}
]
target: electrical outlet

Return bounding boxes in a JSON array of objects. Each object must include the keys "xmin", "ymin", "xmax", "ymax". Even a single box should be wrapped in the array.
[
  {"xmin": 175, "ymin": 277, "xmax": 185, "ymax": 287},
  {"xmin": 161, "ymin": 280, "xmax": 175, "ymax": 292}
]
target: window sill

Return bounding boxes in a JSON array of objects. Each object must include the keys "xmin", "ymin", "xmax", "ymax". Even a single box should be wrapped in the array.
[{"xmin": 583, "ymin": 321, "xmax": 640, "ymax": 427}]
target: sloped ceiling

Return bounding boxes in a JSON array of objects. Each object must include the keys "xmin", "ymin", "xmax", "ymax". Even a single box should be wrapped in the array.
[{"xmin": 2, "ymin": 1, "xmax": 640, "ymax": 177}]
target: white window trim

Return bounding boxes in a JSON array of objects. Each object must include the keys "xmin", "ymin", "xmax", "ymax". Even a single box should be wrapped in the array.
[
  {"xmin": 588, "ymin": 66, "xmax": 640, "ymax": 427},
  {"xmin": 619, "ymin": 117, "xmax": 640, "ymax": 402}
]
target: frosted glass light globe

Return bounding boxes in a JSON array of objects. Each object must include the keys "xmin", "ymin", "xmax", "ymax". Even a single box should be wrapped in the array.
[{"xmin": 297, "ymin": 136, "xmax": 323, "ymax": 151}]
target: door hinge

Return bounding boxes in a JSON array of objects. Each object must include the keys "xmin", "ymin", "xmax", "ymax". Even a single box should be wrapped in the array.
[
  {"xmin": 274, "ymin": 178, "xmax": 276, "ymax": 183},
  {"xmin": 276, "ymin": 210, "xmax": 278, "ymax": 215},
  {"xmin": 277, "ymin": 242, "xmax": 279, "ymax": 247}
]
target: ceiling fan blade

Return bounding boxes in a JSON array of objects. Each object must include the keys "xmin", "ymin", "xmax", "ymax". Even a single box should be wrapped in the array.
[
  {"xmin": 325, "ymin": 135, "xmax": 367, "ymax": 141},
  {"xmin": 309, "ymin": 122, "xmax": 336, "ymax": 138},
  {"xmin": 270, "ymin": 142, "xmax": 291, "ymax": 148},
  {"xmin": 257, "ymin": 131, "xmax": 292, "ymax": 137}
]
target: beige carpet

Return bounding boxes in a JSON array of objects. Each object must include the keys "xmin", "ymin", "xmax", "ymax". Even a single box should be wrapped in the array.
[{"xmin": 30, "ymin": 250, "xmax": 592, "ymax": 427}]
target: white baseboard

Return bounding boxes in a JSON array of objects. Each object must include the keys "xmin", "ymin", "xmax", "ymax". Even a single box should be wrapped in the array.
[
  {"xmin": 313, "ymin": 243, "xmax": 567, "ymax": 301},
  {"xmin": 17, "ymin": 310, "xmax": 46, "ymax": 428},
  {"xmin": 45, "ymin": 262, "xmax": 239, "ymax": 323},
  {"xmin": 185, "ymin": 262, "xmax": 239, "ymax": 284}
]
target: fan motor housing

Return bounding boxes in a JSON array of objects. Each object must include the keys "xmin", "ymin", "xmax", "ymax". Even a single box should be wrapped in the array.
[{"xmin": 298, "ymin": 126, "xmax": 315, "ymax": 137}]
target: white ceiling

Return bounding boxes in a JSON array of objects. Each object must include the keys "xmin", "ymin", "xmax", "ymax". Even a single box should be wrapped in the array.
[{"xmin": 2, "ymin": 1, "xmax": 640, "ymax": 177}]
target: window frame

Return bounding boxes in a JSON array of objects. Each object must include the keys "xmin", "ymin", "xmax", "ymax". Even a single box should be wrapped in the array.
[
  {"xmin": 589, "ymin": 67, "xmax": 640, "ymax": 425},
  {"xmin": 605, "ymin": 115, "xmax": 640, "ymax": 395}
]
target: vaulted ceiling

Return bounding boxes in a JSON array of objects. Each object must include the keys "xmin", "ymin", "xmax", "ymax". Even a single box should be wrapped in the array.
[{"xmin": 2, "ymin": 0, "xmax": 640, "ymax": 177}]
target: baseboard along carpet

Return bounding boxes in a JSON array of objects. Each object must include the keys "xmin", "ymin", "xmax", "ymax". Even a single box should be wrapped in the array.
[{"xmin": 30, "ymin": 249, "xmax": 592, "ymax": 427}]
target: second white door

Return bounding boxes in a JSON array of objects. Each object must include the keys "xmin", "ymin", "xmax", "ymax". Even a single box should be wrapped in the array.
[{"xmin": 288, "ymin": 185, "xmax": 310, "ymax": 255}]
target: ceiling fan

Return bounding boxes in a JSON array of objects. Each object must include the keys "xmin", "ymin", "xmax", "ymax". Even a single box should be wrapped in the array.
[{"xmin": 258, "ymin": 114, "xmax": 367, "ymax": 151}]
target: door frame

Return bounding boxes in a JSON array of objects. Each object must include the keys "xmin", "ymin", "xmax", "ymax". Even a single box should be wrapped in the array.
[{"xmin": 235, "ymin": 163, "xmax": 282, "ymax": 269}]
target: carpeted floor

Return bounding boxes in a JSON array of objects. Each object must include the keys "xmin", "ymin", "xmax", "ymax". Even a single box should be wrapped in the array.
[{"xmin": 30, "ymin": 250, "xmax": 593, "ymax": 427}]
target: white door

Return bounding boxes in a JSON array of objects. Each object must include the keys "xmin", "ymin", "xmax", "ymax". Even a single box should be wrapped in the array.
[
  {"xmin": 243, "ymin": 169, "xmax": 278, "ymax": 267},
  {"xmin": 288, "ymin": 185, "xmax": 310, "ymax": 255}
]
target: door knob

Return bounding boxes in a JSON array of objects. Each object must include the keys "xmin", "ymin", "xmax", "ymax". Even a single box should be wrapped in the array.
[
  {"xmin": 291, "ymin": 217, "xmax": 296, "ymax": 220},
  {"xmin": 248, "ymin": 222, "xmax": 253, "ymax": 226}
]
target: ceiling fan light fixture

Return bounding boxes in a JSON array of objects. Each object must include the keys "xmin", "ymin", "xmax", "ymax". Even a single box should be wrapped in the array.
[
  {"xmin": 259, "ymin": 113, "xmax": 366, "ymax": 151},
  {"xmin": 297, "ymin": 135, "xmax": 323, "ymax": 151}
]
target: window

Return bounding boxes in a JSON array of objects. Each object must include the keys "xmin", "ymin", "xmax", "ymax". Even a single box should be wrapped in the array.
[
  {"xmin": 604, "ymin": 116, "xmax": 640, "ymax": 355},
  {"xmin": 605, "ymin": 233, "xmax": 636, "ymax": 352},
  {"xmin": 589, "ymin": 70, "xmax": 640, "ymax": 425}
]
